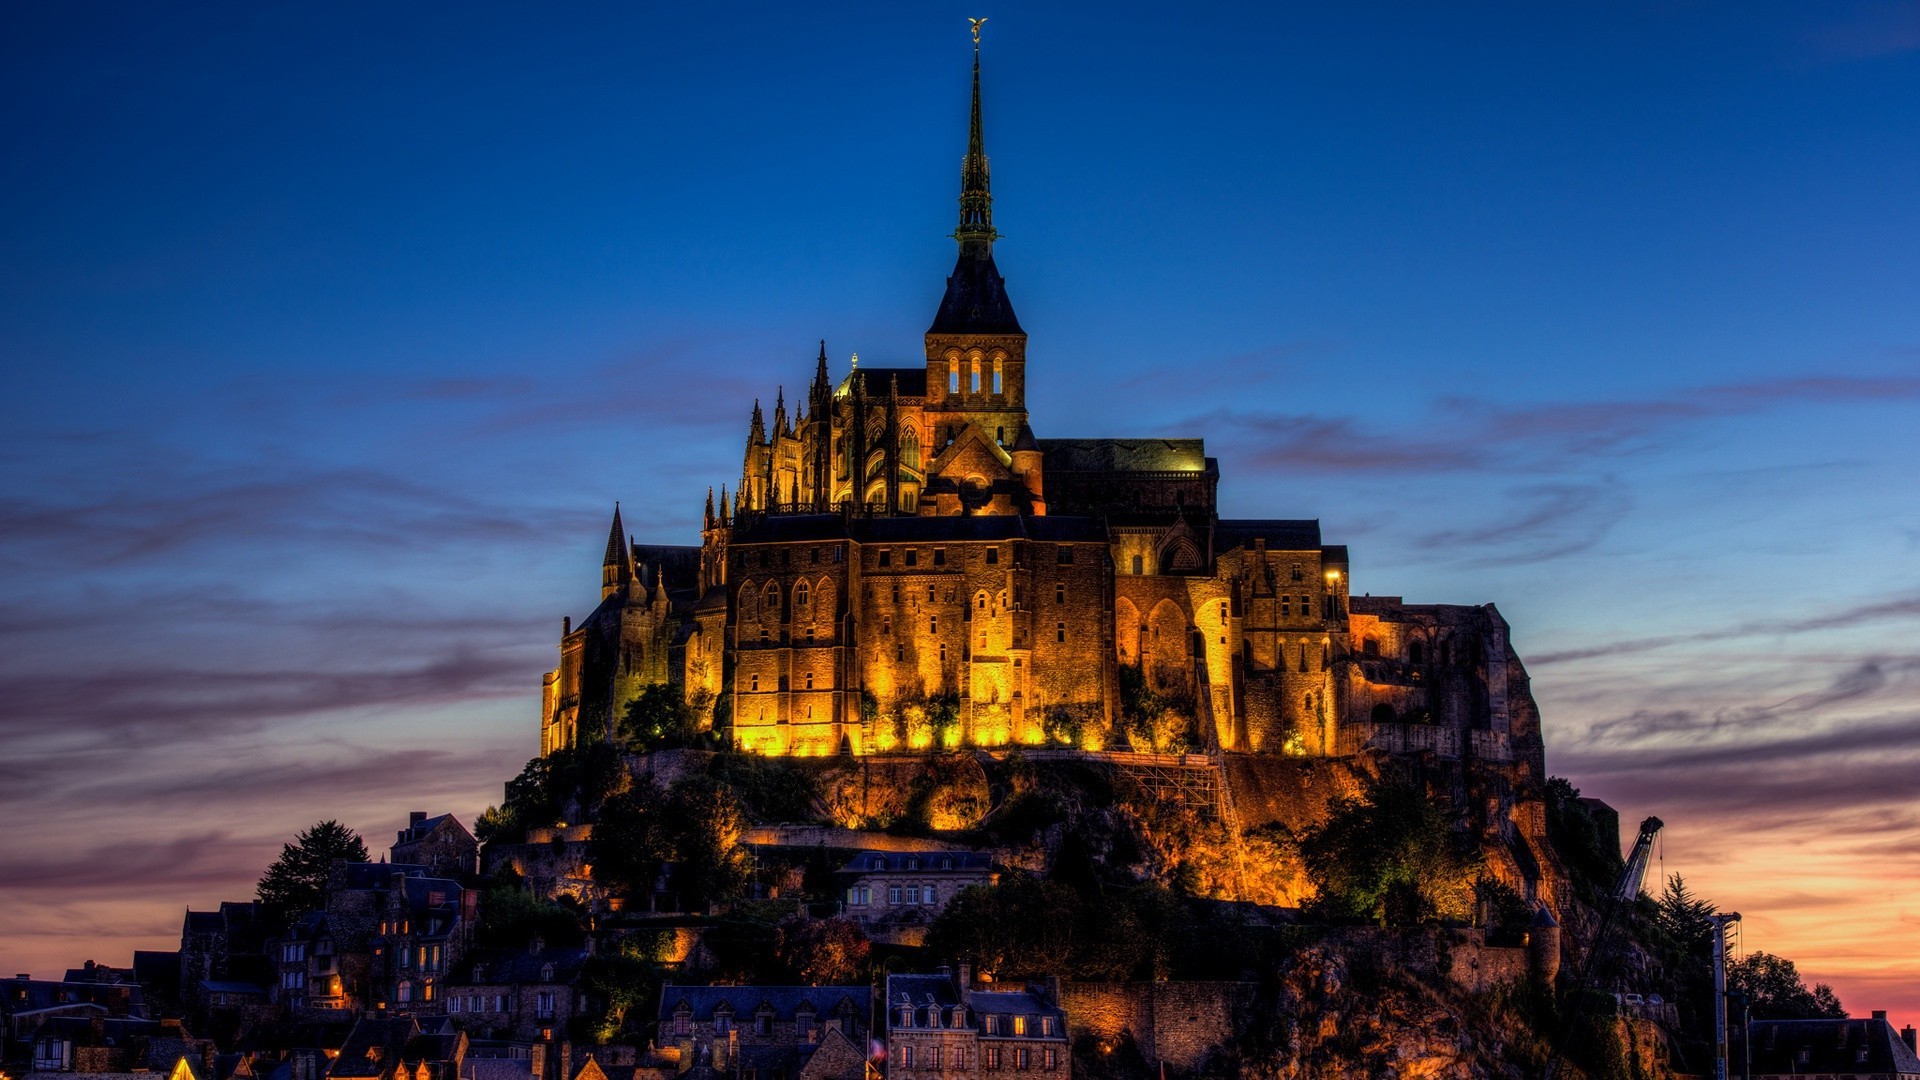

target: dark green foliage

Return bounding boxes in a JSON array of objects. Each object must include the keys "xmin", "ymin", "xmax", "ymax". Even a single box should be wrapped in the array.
[
  {"xmin": 1300, "ymin": 774, "xmax": 1479, "ymax": 925},
  {"xmin": 590, "ymin": 775, "xmax": 749, "ymax": 912},
  {"xmin": 926, "ymin": 873, "xmax": 1248, "ymax": 983},
  {"xmin": 256, "ymin": 820, "xmax": 368, "ymax": 926},
  {"xmin": 1729, "ymin": 951, "xmax": 1846, "ymax": 1019},
  {"xmin": 772, "ymin": 916, "xmax": 871, "ymax": 984},
  {"xmin": 578, "ymin": 950, "xmax": 663, "ymax": 1043},
  {"xmin": 700, "ymin": 908, "xmax": 785, "ymax": 983},
  {"xmin": 619, "ymin": 684, "xmax": 707, "ymax": 751},
  {"xmin": 707, "ymin": 752, "xmax": 821, "ymax": 822},
  {"xmin": 1476, "ymin": 878, "xmax": 1534, "ymax": 946},
  {"xmin": 1041, "ymin": 704, "xmax": 1085, "ymax": 747},
  {"xmin": 1544, "ymin": 777, "xmax": 1624, "ymax": 898},
  {"xmin": 477, "ymin": 885, "xmax": 584, "ymax": 948},
  {"xmin": 479, "ymin": 742, "xmax": 627, "ymax": 844}
]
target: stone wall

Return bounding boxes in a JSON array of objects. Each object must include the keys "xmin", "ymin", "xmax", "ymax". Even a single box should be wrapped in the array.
[{"xmin": 1058, "ymin": 981, "xmax": 1255, "ymax": 1071}]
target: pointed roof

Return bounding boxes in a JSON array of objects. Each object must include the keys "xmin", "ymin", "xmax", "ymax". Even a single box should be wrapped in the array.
[
  {"xmin": 601, "ymin": 504, "xmax": 627, "ymax": 568},
  {"xmin": 931, "ymin": 26, "xmax": 1022, "ymax": 337},
  {"xmin": 813, "ymin": 340, "xmax": 830, "ymax": 390}
]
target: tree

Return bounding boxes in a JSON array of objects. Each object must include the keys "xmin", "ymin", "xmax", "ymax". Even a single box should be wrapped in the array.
[
  {"xmin": 774, "ymin": 916, "xmax": 871, "ymax": 984},
  {"xmin": 590, "ymin": 775, "xmax": 749, "ymax": 913},
  {"xmin": 1301, "ymin": 774, "xmax": 1479, "ymax": 924},
  {"xmin": 257, "ymin": 820, "xmax": 368, "ymax": 925},
  {"xmin": 1729, "ymin": 952, "xmax": 1846, "ymax": 1020},
  {"xmin": 620, "ymin": 684, "xmax": 699, "ymax": 751}
]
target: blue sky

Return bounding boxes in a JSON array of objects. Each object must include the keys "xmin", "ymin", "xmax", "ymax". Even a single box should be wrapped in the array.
[{"xmin": 3, "ymin": 1, "xmax": 1918, "ymax": 1016}]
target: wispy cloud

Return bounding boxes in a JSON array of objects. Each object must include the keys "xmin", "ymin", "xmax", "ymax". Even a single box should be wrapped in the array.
[{"xmin": 1533, "ymin": 597, "xmax": 1920, "ymax": 665}]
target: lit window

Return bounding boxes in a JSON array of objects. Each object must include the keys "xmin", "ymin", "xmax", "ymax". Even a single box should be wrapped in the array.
[{"xmin": 1013, "ymin": 1016, "xmax": 1026, "ymax": 1036}]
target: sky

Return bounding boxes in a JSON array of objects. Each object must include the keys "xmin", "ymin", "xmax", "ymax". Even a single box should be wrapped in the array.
[{"xmin": 2, "ymin": 0, "xmax": 1917, "ymax": 1021}]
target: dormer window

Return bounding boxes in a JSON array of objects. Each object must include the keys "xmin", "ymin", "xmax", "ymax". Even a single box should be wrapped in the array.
[
  {"xmin": 540, "ymin": 964, "xmax": 554, "ymax": 981},
  {"xmin": 897, "ymin": 1006, "xmax": 913, "ymax": 1028},
  {"xmin": 926, "ymin": 1006, "xmax": 940, "ymax": 1028},
  {"xmin": 906, "ymin": 856, "xmax": 920, "ymax": 870}
]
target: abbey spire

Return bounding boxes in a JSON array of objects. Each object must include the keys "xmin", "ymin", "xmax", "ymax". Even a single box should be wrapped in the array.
[
  {"xmin": 928, "ymin": 21, "xmax": 1022, "ymax": 337},
  {"xmin": 954, "ymin": 24, "xmax": 997, "ymax": 255},
  {"xmin": 600, "ymin": 503, "xmax": 633, "ymax": 599}
]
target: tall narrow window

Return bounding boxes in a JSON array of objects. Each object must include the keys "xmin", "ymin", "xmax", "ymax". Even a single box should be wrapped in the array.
[
  {"xmin": 971, "ymin": 362, "xmax": 981, "ymax": 393},
  {"xmin": 993, "ymin": 361, "xmax": 1003, "ymax": 394}
]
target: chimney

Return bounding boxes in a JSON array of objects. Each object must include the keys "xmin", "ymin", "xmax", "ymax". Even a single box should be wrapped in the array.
[
  {"xmin": 160, "ymin": 1018, "xmax": 184, "ymax": 1035},
  {"xmin": 956, "ymin": 961, "xmax": 972, "ymax": 989},
  {"xmin": 1874, "ymin": 1010, "xmax": 1888, "ymax": 1021},
  {"xmin": 558, "ymin": 1042, "xmax": 574, "ymax": 1080},
  {"xmin": 1900, "ymin": 1025, "xmax": 1916, "ymax": 1053},
  {"xmin": 410, "ymin": 812, "xmax": 427, "ymax": 828},
  {"xmin": 529, "ymin": 1043, "xmax": 547, "ymax": 1080}
]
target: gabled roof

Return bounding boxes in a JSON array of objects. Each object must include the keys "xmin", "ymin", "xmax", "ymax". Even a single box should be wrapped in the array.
[
  {"xmin": 453, "ymin": 947, "xmax": 589, "ymax": 987},
  {"xmin": 839, "ymin": 851, "xmax": 994, "ymax": 875},
  {"xmin": 1748, "ymin": 1017, "xmax": 1920, "ymax": 1075},
  {"xmin": 656, "ymin": 985, "xmax": 869, "ymax": 1024},
  {"xmin": 1214, "ymin": 519, "xmax": 1323, "ymax": 553},
  {"xmin": 1038, "ymin": 438, "xmax": 1207, "ymax": 474}
]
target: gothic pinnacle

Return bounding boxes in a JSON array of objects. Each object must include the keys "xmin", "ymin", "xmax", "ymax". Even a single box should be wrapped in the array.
[{"xmin": 953, "ymin": 19, "xmax": 997, "ymax": 255}]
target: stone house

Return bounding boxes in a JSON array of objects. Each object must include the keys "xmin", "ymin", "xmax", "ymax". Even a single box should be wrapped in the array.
[
  {"xmin": 391, "ymin": 815, "xmax": 480, "ymax": 883},
  {"xmin": 3, "ymin": 977, "xmax": 150, "ymax": 1065},
  {"xmin": 326, "ymin": 1016, "xmax": 466, "ymax": 1080},
  {"xmin": 885, "ymin": 968, "xmax": 1068, "ymax": 1080},
  {"xmin": 179, "ymin": 903, "xmax": 268, "ymax": 1026},
  {"xmin": 444, "ymin": 945, "xmax": 590, "ymax": 1043},
  {"xmin": 1746, "ymin": 1012, "xmax": 1920, "ymax": 1078},
  {"xmin": 266, "ymin": 865, "xmax": 474, "ymax": 1019},
  {"xmin": 836, "ymin": 852, "xmax": 995, "ymax": 946},
  {"xmin": 655, "ymin": 986, "xmax": 871, "ymax": 1080}
]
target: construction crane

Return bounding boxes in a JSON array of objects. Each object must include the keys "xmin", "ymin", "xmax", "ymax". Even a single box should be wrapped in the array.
[{"xmin": 1544, "ymin": 814, "xmax": 1665, "ymax": 1079}]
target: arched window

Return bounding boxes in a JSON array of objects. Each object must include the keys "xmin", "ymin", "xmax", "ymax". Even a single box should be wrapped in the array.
[
  {"xmin": 1362, "ymin": 637, "xmax": 1380, "ymax": 656},
  {"xmin": 1409, "ymin": 641, "xmax": 1424, "ymax": 665},
  {"xmin": 764, "ymin": 581, "xmax": 781, "ymax": 615},
  {"xmin": 1371, "ymin": 703, "xmax": 1396, "ymax": 724},
  {"xmin": 901, "ymin": 430, "xmax": 921, "ymax": 471},
  {"xmin": 795, "ymin": 581, "xmax": 810, "ymax": 609}
]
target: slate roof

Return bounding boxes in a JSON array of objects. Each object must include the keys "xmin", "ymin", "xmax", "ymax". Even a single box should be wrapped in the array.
[
  {"xmin": 1213, "ymin": 519, "xmax": 1323, "ymax": 552},
  {"xmin": 327, "ymin": 863, "xmax": 434, "ymax": 891},
  {"xmin": 838, "ymin": 851, "xmax": 994, "ymax": 875},
  {"xmin": 929, "ymin": 251, "xmax": 1023, "ymax": 336},
  {"xmin": 884, "ymin": 975, "xmax": 1065, "ymax": 1038},
  {"xmin": 1039, "ymin": 439, "xmax": 1207, "ymax": 473},
  {"xmin": 34, "ymin": 1015, "xmax": 163, "ymax": 1043},
  {"xmin": 1747, "ymin": 1017, "xmax": 1920, "ymax": 1076},
  {"xmin": 454, "ymin": 947, "xmax": 590, "ymax": 987},
  {"xmin": 841, "ymin": 367, "xmax": 929, "ymax": 398},
  {"xmin": 656, "ymin": 985, "xmax": 870, "ymax": 1025},
  {"xmin": 732, "ymin": 514, "xmax": 1109, "ymax": 546}
]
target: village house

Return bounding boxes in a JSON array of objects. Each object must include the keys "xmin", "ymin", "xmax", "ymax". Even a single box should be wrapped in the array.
[
  {"xmin": 390, "ymin": 815, "xmax": 480, "ymax": 883},
  {"xmin": 3, "ymin": 977, "xmax": 150, "ymax": 1066},
  {"xmin": 885, "ymin": 967, "xmax": 1068, "ymax": 1080},
  {"xmin": 22, "ymin": 1016, "xmax": 215, "ymax": 1079},
  {"xmin": 267, "ymin": 865, "xmax": 475, "ymax": 1020},
  {"xmin": 655, "ymin": 986, "xmax": 870, "ymax": 1080},
  {"xmin": 1746, "ymin": 1012, "xmax": 1920, "ymax": 1079},
  {"xmin": 444, "ymin": 945, "xmax": 589, "ymax": 1044},
  {"xmin": 836, "ymin": 852, "xmax": 995, "ymax": 946},
  {"xmin": 326, "ymin": 1016, "xmax": 466, "ymax": 1080}
]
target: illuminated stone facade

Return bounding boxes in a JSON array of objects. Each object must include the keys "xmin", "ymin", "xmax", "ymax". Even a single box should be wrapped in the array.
[{"xmin": 538, "ymin": 38, "xmax": 1542, "ymax": 776}]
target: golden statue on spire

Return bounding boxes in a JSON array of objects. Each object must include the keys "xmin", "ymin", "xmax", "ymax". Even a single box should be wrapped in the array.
[{"xmin": 968, "ymin": 17, "xmax": 987, "ymax": 45}]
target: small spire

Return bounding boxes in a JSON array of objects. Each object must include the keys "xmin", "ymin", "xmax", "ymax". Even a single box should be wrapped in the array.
[
  {"xmin": 704, "ymin": 487, "xmax": 715, "ymax": 528},
  {"xmin": 816, "ymin": 340, "xmax": 830, "ymax": 386},
  {"xmin": 954, "ymin": 20, "xmax": 997, "ymax": 255},
  {"xmin": 749, "ymin": 398, "xmax": 766, "ymax": 444},
  {"xmin": 652, "ymin": 562, "xmax": 668, "ymax": 602},
  {"xmin": 602, "ymin": 503, "xmax": 627, "ymax": 568}
]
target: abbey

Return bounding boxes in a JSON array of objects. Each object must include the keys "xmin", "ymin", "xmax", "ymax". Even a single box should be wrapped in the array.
[{"xmin": 538, "ymin": 38, "xmax": 1544, "ymax": 778}]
